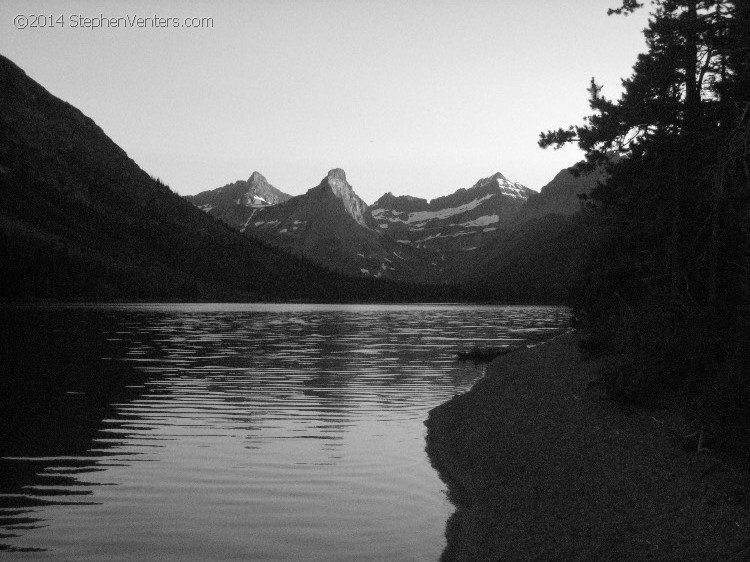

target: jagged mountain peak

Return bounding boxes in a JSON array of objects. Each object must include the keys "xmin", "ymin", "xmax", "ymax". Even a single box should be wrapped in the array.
[
  {"xmin": 475, "ymin": 172, "xmax": 511, "ymax": 188},
  {"xmin": 322, "ymin": 168, "xmax": 355, "ymax": 199},
  {"xmin": 315, "ymin": 167, "xmax": 351, "ymax": 194},
  {"xmin": 327, "ymin": 168, "xmax": 347, "ymax": 182},
  {"xmin": 186, "ymin": 170, "xmax": 292, "ymax": 228},
  {"xmin": 249, "ymin": 171, "xmax": 267, "ymax": 183},
  {"xmin": 309, "ymin": 168, "xmax": 372, "ymax": 229},
  {"xmin": 470, "ymin": 172, "xmax": 531, "ymax": 200}
]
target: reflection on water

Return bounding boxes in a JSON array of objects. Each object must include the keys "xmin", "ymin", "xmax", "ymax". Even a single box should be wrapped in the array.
[{"xmin": 0, "ymin": 303, "xmax": 569, "ymax": 560}]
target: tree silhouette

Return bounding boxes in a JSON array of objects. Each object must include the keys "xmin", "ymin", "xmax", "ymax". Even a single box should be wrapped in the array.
[{"xmin": 540, "ymin": 1, "xmax": 750, "ymax": 446}]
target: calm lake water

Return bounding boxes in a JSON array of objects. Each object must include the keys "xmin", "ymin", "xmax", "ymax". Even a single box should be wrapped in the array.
[{"xmin": 0, "ymin": 303, "xmax": 569, "ymax": 560}]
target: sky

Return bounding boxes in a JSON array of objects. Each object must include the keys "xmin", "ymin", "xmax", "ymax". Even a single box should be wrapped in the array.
[{"xmin": 0, "ymin": 0, "xmax": 650, "ymax": 204}]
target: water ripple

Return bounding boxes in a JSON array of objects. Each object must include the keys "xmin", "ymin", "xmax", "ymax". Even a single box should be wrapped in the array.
[{"xmin": 1, "ymin": 303, "xmax": 568, "ymax": 560}]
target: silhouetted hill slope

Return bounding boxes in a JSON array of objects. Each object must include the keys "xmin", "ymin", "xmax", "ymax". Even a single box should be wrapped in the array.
[
  {"xmin": 513, "ymin": 165, "xmax": 607, "ymax": 226},
  {"xmin": 464, "ymin": 214, "xmax": 591, "ymax": 302},
  {"xmin": 0, "ymin": 54, "xmax": 438, "ymax": 302}
]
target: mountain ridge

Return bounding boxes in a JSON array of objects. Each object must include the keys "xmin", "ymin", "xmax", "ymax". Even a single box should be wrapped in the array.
[
  {"xmin": 371, "ymin": 171, "xmax": 534, "ymax": 253},
  {"xmin": 188, "ymin": 164, "xmax": 595, "ymax": 286}
]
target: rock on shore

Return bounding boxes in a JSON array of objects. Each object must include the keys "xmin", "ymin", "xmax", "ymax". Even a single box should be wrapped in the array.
[{"xmin": 425, "ymin": 331, "xmax": 750, "ymax": 560}]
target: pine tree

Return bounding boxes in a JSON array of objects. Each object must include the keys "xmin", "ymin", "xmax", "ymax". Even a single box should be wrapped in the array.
[{"xmin": 539, "ymin": 1, "xmax": 750, "ymax": 445}]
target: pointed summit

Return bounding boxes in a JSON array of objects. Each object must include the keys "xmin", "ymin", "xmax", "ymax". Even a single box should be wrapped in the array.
[
  {"xmin": 313, "ymin": 168, "xmax": 372, "ymax": 229},
  {"xmin": 249, "ymin": 171, "xmax": 267, "ymax": 183},
  {"xmin": 187, "ymin": 171, "xmax": 292, "ymax": 229},
  {"xmin": 472, "ymin": 172, "xmax": 531, "ymax": 199},
  {"xmin": 327, "ymin": 168, "xmax": 347, "ymax": 182},
  {"xmin": 322, "ymin": 168, "xmax": 356, "ymax": 201}
]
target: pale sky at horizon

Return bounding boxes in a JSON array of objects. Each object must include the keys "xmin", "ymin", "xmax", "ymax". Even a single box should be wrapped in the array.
[{"xmin": 0, "ymin": 1, "xmax": 650, "ymax": 204}]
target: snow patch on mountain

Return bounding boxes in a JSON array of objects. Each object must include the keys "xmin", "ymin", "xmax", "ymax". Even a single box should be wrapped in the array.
[
  {"xmin": 457, "ymin": 214, "xmax": 500, "ymax": 227},
  {"xmin": 494, "ymin": 177, "xmax": 529, "ymax": 198},
  {"xmin": 420, "ymin": 231, "xmax": 474, "ymax": 242},
  {"xmin": 376, "ymin": 195, "xmax": 495, "ymax": 227}
]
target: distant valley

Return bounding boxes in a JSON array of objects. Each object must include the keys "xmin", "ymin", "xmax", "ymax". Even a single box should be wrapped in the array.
[{"xmin": 187, "ymin": 162, "xmax": 603, "ymax": 288}]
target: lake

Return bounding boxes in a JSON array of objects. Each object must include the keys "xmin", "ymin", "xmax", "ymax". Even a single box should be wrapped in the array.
[{"xmin": 0, "ymin": 303, "xmax": 569, "ymax": 560}]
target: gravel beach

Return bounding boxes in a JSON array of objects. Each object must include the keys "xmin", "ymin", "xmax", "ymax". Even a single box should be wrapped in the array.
[{"xmin": 425, "ymin": 330, "xmax": 750, "ymax": 560}]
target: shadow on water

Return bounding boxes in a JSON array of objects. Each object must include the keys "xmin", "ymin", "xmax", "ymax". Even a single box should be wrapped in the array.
[
  {"xmin": 0, "ymin": 308, "xmax": 154, "ymax": 552},
  {"xmin": 0, "ymin": 306, "xmax": 376, "ymax": 553}
]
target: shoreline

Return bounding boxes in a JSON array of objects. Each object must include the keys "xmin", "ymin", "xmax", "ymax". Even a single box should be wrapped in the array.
[{"xmin": 425, "ymin": 330, "xmax": 750, "ymax": 560}]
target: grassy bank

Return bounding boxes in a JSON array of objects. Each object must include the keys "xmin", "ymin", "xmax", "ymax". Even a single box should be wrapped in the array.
[{"xmin": 425, "ymin": 331, "xmax": 750, "ymax": 560}]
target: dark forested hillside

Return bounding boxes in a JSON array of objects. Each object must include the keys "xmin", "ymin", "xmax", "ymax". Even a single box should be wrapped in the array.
[
  {"xmin": 512, "ymin": 164, "xmax": 608, "ymax": 226},
  {"xmin": 0, "ymin": 54, "xmax": 451, "ymax": 302},
  {"xmin": 459, "ymin": 215, "xmax": 590, "ymax": 303}
]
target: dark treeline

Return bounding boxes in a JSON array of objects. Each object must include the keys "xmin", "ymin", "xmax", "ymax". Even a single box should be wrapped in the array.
[
  {"xmin": 541, "ymin": 1, "xmax": 749, "ymax": 451},
  {"xmin": 0, "ymin": 221, "xmax": 468, "ymax": 304},
  {"xmin": 462, "ymin": 214, "xmax": 593, "ymax": 304}
]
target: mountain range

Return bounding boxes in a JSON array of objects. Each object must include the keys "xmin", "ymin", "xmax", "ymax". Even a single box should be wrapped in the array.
[
  {"xmin": 1, "ymin": 52, "xmax": 604, "ymax": 303},
  {"xmin": 231, "ymin": 168, "xmax": 441, "ymax": 281},
  {"xmin": 190, "ymin": 161, "xmax": 602, "ymax": 288}
]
